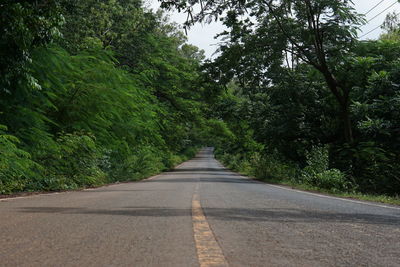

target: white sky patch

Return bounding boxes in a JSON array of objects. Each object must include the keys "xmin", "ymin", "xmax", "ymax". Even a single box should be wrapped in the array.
[
  {"xmin": 148, "ymin": 0, "xmax": 399, "ymax": 59},
  {"xmin": 355, "ymin": 0, "xmax": 399, "ymax": 40}
]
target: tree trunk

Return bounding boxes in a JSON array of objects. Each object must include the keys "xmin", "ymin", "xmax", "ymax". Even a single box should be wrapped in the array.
[
  {"xmin": 341, "ymin": 100, "xmax": 353, "ymax": 143},
  {"xmin": 319, "ymin": 69, "xmax": 354, "ymax": 143}
]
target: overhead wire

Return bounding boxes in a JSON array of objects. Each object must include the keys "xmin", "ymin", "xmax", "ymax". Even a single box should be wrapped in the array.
[
  {"xmin": 365, "ymin": 0, "xmax": 399, "ymax": 23},
  {"xmin": 360, "ymin": 12, "xmax": 400, "ymax": 38},
  {"xmin": 359, "ymin": 24, "xmax": 384, "ymax": 38},
  {"xmin": 359, "ymin": 0, "xmax": 399, "ymax": 38},
  {"xmin": 364, "ymin": 0, "xmax": 387, "ymax": 16}
]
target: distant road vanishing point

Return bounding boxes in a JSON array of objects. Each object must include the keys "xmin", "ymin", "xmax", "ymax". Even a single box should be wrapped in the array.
[{"xmin": 1, "ymin": 148, "xmax": 399, "ymax": 266}]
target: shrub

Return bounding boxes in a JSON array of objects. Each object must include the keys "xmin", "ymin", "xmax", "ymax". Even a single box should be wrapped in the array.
[
  {"xmin": 181, "ymin": 146, "xmax": 199, "ymax": 160},
  {"xmin": 215, "ymin": 150, "xmax": 299, "ymax": 182},
  {"xmin": 302, "ymin": 168, "xmax": 350, "ymax": 192},
  {"xmin": 0, "ymin": 125, "xmax": 39, "ymax": 194},
  {"xmin": 336, "ymin": 142, "xmax": 400, "ymax": 195},
  {"xmin": 251, "ymin": 152, "xmax": 299, "ymax": 182},
  {"xmin": 109, "ymin": 144, "xmax": 165, "ymax": 182},
  {"xmin": 301, "ymin": 146, "xmax": 351, "ymax": 192},
  {"xmin": 38, "ymin": 132, "xmax": 106, "ymax": 190},
  {"xmin": 162, "ymin": 151, "xmax": 182, "ymax": 169}
]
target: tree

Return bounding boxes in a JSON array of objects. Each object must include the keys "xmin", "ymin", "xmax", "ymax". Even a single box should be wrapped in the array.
[
  {"xmin": 160, "ymin": 0, "xmax": 364, "ymax": 142},
  {"xmin": 381, "ymin": 11, "xmax": 400, "ymax": 41},
  {"xmin": 0, "ymin": 0, "xmax": 62, "ymax": 93},
  {"xmin": 0, "ymin": 0, "xmax": 210, "ymax": 193}
]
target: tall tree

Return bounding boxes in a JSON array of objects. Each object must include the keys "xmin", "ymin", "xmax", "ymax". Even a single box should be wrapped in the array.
[
  {"xmin": 160, "ymin": 0, "xmax": 364, "ymax": 142},
  {"xmin": 381, "ymin": 11, "xmax": 400, "ymax": 41},
  {"xmin": 0, "ymin": 0, "xmax": 62, "ymax": 93}
]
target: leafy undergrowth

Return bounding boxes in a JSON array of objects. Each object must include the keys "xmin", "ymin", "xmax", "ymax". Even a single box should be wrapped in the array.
[
  {"xmin": 270, "ymin": 180, "xmax": 400, "ymax": 206},
  {"xmin": 0, "ymin": 143, "xmax": 199, "ymax": 196},
  {"xmin": 238, "ymin": 169, "xmax": 400, "ymax": 206},
  {"xmin": 216, "ymin": 151, "xmax": 400, "ymax": 206}
]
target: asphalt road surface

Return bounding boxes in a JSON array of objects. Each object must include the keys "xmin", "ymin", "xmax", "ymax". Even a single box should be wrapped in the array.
[{"xmin": 1, "ymin": 148, "xmax": 399, "ymax": 267}]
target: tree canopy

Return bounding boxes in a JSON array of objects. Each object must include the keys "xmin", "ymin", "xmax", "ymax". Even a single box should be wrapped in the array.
[
  {"xmin": 159, "ymin": 0, "xmax": 400, "ymax": 196},
  {"xmin": 0, "ymin": 0, "xmax": 211, "ymax": 193},
  {"xmin": 1, "ymin": 0, "xmax": 399, "ymax": 197}
]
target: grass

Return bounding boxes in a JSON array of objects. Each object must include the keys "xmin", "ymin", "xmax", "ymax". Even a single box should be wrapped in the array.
[
  {"xmin": 254, "ymin": 176, "xmax": 400, "ymax": 206},
  {"xmin": 0, "ymin": 148, "xmax": 200, "ymax": 198},
  {"xmin": 257, "ymin": 178, "xmax": 400, "ymax": 206},
  {"xmin": 218, "ymin": 159, "xmax": 400, "ymax": 206}
]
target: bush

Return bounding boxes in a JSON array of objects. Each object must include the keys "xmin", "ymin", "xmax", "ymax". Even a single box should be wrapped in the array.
[
  {"xmin": 38, "ymin": 132, "xmax": 106, "ymax": 190},
  {"xmin": 0, "ymin": 125, "xmax": 38, "ymax": 194},
  {"xmin": 108, "ymin": 144, "xmax": 166, "ymax": 182},
  {"xmin": 162, "ymin": 151, "xmax": 182, "ymax": 170},
  {"xmin": 336, "ymin": 142, "xmax": 400, "ymax": 195},
  {"xmin": 302, "ymin": 168, "xmax": 350, "ymax": 192},
  {"xmin": 216, "ymin": 150, "xmax": 299, "ymax": 182},
  {"xmin": 250, "ymin": 152, "xmax": 299, "ymax": 182},
  {"xmin": 217, "ymin": 152, "xmax": 243, "ymax": 172},
  {"xmin": 301, "ymin": 146, "xmax": 351, "ymax": 192},
  {"xmin": 181, "ymin": 146, "xmax": 199, "ymax": 160}
]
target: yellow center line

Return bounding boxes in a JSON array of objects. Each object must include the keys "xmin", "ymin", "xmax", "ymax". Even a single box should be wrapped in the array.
[{"xmin": 192, "ymin": 184, "xmax": 229, "ymax": 267}]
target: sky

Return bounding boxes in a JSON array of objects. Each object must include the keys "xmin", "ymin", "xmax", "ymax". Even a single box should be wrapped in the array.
[{"xmin": 148, "ymin": 0, "xmax": 400, "ymax": 58}]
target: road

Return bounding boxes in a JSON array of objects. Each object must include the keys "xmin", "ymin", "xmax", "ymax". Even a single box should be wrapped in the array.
[{"xmin": 1, "ymin": 148, "xmax": 399, "ymax": 267}]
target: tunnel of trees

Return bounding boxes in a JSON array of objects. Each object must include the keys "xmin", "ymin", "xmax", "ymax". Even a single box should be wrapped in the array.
[{"xmin": 1, "ymin": 0, "xmax": 399, "ymax": 197}]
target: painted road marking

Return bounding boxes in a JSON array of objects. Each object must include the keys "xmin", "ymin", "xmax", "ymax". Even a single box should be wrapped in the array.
[
  {"xmin": 217, "ymin": 161, "xmax": 400, "ymax": 211},
  {"xmin": 0, "ymin": 192, "xmax": 62, "ymax": 202},
  {"xmin": 261, "ymin": 182, "xmax": 400, "ymax": 211},
  {"xmin": 192, "ymin": 184, "xmax": 228, "ymax": 267},
  {"xmin": 213, "ymin": 163, "xmax": 400, "ymax": 211}
]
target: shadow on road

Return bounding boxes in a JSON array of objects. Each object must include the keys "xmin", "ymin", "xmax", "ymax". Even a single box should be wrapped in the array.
[
  {"xmin": 18, "ymin": 206, "xmax": 400, "ymax": 226},
  {"xmin": 168, "ymin": 168, "xmax": 228, "ymax": 172},
  {"xmin": 81, "ymin": 189, "xmax": 169, "ymax": 193},
  {"xmin": 163, "ymin": 172, "xmax": 234, "ymax": 176},
  {"xmin": 144, "ymin": 177, "xmax": 254, "ymax": 184}
]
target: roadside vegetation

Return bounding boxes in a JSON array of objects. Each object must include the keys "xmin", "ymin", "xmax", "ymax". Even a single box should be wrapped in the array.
[
  {"xmin": 0, "ymin": 0, "xmax": 212, "ymax": 194},
  {"xmin": 1, "ymin": 0, "xmax": 400, "ymax": 203},
  {"xmin": 160, "ymin": 0, "xmax": 400, "ymax": 202}
]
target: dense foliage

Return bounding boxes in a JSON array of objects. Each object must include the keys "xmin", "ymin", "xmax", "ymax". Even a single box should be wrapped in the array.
[
  {"xmin": 2, "ymin": 0, "xmax": 399, "ymax": 197},
  {"xmin": 0, "ymin": 0, "xmax": 208, "ymax": 194},
  {"xmin": 212, "ymin": 39, "xmax": 400, "ymax": 196},
  {"xmin": 161, "ymin": 0, "xmax": 400, "ymax": 196}
]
